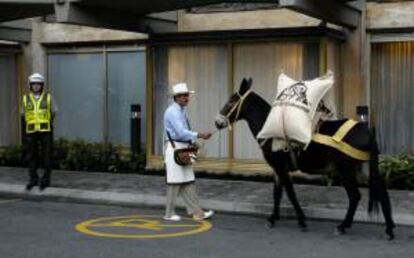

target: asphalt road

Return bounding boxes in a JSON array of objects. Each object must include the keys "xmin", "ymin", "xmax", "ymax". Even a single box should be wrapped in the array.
[{"xmin": 0, "ymin": 197, "xmax": 413, "ymax": 258}]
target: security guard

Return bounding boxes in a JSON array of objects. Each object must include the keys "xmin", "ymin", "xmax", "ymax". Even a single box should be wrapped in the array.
[{"xmin": 22, "ymin": 73, "xmax": 57, "ymax": 191}]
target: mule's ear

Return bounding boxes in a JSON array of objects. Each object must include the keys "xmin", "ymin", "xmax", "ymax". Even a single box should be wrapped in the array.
[
  {"xmin": 248, "ymin": 78, "xmax": 253, "ymax": 87},
  {"xmin": 240, "ymin": 78, "xmax": 247, "ymax": 87},
  {"xmin": 239, "ymin": 78, "xmax": 251, "ymax": 95}
]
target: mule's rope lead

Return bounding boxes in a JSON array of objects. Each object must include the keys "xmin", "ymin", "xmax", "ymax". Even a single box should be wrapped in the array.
[{"xmin": 224, "ymin": 88, "xmax": 253, "ymax": 131}]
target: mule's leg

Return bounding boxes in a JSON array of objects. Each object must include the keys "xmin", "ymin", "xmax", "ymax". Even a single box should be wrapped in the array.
[
  {"xmin": 278, "ymin": 170, "xmax": 307, "ymax": 230},
  {"xmin": 336, "ymin": 168, "xmax": 361, "ymax": 235},
  {"xmin": 377, "ymin": 178, "xmax": 395, "ymax": 240},
  {"xmin": 267, "ymin": 175, "xmax": 283, "ymax": 227}
]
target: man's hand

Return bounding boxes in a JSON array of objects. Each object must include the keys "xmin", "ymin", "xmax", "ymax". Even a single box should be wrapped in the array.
[{"xmin": 198, "ymin": 132, "xmax": 212, "ymax": 140}]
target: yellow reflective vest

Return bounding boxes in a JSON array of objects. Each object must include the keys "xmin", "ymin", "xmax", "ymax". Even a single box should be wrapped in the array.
[{"xmin": 23, "ymin": 92, "xmax": 52, "ymax": 134}]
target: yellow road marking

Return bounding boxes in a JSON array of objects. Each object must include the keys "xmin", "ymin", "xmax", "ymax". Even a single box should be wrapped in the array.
[
  {"xmin": 76, "ymin": 214, "xmax": 212, "ymax": 239},
  {"xmin": 0, "ymin": 198, "xmax": 21, "ymax": 204},
  {"xmin": 102, "ymin": 218, "xmax": 166, "ymax": 231}
]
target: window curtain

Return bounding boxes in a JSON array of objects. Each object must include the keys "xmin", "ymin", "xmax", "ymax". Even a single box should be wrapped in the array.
[
  {"xmin": 232, "ymin": 42, "xmax": 305, "ymax": 159},
  {"xmin": 371, "ymin": 42, "xmax": 414, "ymax": 154},
  {"xmin": 324, "ymin": 40, "xmax": 342, "ymax": 118},
  {"xmin": 152, "ymin": 45, "xmax": 229, "ymax": 158},
  {"xmin": 0, "ymin": 54, "xmax": 18, "ymax": 146}
]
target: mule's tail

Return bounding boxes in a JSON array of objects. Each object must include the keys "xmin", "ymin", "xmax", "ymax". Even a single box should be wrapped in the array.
[{"xmin": 368, "ymin": 127, "xmax": 380, "ymax": 214}]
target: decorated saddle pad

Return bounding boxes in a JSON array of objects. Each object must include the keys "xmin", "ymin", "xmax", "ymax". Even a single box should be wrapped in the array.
[
  {"xmin": 312, "ymin": 119, "xmax": 370, "ymax": 161},
  {"xmin": 257, "ymin": 72, "xmax": 334, "ymax": 151}
]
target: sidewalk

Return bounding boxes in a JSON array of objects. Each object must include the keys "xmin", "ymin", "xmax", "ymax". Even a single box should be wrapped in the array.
[{"xmin": 1, "ymin": 167, "xmax": 414, "ymax": 226}]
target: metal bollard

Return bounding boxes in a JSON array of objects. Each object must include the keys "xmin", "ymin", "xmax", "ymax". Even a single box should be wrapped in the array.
[
  {"xmin": 356, "ymin": 105, "xmax": 369, "ymax": 124},
  {"xmin": 130, "ymin": 104, "xmax": 141, "ymax": 155}
]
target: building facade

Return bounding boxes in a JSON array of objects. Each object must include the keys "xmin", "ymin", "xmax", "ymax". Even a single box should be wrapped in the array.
[{"xmin": 0, "ymin": 1, "xmax": 413, "ymax": 175}]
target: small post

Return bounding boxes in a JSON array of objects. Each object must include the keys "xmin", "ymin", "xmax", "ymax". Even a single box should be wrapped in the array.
[
  {"xmin": 356, "ymin": 105, "xmax": 369, "ymax": 125},
  {"xmin": 131, "ymin": 104, "xmax": 141, "ymax": 154}
]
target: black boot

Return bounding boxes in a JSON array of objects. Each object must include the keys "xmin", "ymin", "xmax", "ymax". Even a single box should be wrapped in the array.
[
  {"xmin": 39, "ymin": 177, "xmax": 50, "ymax": 191},
  {"xmin": 25, "ymin": 178, "xmax": 38, "ymax": 191},
  {"xmin": 39, "ymin": 168, "xmax": 51, "ymax": 191}
]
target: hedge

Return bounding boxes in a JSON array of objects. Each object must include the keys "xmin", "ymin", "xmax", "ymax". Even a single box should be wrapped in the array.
[
  {"xmin": 1, "ymin": 139, "xmax": 414, "ymax": 190},
  {"xmin": 0, "ymin": 138, "xmax": 145, "ymax": 173}
]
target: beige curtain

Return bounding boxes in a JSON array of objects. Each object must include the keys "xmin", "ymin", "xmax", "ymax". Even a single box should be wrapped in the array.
[
  {"xmin": 153, "ymin": 44, "xmax": 229, "ymax": 158},
  {"xmin": 371, "ymin": 41, "xmax": 414, "ymax": 154},
  {"xmin": 233, "ymin": 42, "xmax": 304, "ymax": 160},
  {"xmin": 325, "ymin": 40, "xmax": 342, "ymax": 118},
  {"xmin": 153, "ymin": 41, "xmax": 326, "ymax": 160}
]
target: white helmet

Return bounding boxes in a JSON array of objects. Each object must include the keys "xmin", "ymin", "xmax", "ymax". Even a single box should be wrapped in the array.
[{"xmin": 28, "ymin": 73, "xmax": 45, "ymax": 84}]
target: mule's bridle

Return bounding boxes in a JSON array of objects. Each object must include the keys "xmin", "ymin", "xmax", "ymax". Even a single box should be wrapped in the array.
[{"xmin": 221, "ymin": 88, "xmax": 252, "ymax": 130}]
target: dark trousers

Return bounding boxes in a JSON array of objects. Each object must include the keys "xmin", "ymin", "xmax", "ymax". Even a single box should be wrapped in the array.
[{"xmin": 25, "ymin": 132, "xmax": 53, "ymax": 183}]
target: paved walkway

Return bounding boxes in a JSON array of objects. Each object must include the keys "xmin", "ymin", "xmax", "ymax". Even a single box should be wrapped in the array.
[{"xmin": 0, "ymin": 167, "xmax": 413, "ymax": 225}]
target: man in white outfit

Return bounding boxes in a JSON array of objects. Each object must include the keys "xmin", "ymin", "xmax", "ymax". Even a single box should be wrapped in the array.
[{"xmin": 163, "ymin": 82, "xmax": 214, "ymax": 221}]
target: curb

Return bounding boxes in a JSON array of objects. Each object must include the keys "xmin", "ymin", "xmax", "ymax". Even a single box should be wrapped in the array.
[{"xmin": 1, "ymin": 182, "xmax": 414, "ymax": 226}]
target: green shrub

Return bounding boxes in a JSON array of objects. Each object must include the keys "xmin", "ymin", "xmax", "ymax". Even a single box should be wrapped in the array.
[
  {"xmin": 322, "ymin": 154, "xmax": 414, "ymax": 190},
  {"xmin": 0, "ymin": 138, "xmax": 145, "ymax": 173},
  {"xmin": 0, "ymin": 144, "xmax": 25, "ymax": 167},
  {"xmin": 379, "ymin": 154, "xmax": 414, "ymax": 190}
]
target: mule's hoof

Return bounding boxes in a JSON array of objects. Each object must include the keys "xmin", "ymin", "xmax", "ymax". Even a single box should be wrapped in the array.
[
  {"xmin": 385, "ymin": 229, "xmax": 395, "ymax": 241},
  {"xmin": 386, "ymin": 233, "xmax": 394, "ymax": 241},
  {"xmin": 266, "ymin": 220, "xmax": 275, "ymax": 229},
  {"xmin": 334, "ymin": 227, "xmax": 346, "ymax": 235},
  {"xmin": 298, "ymin": 221, "xmax": 307, "ymax": 231}
]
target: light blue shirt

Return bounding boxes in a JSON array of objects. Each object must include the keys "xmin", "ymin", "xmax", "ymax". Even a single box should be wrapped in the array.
[{"xmin": 164, "ymin": 102, "xmax": 198, "ymax": 143}]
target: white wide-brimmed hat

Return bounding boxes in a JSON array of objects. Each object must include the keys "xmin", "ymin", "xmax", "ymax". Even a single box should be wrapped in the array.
[{"xmin": 172, "ymin": 82, "xmax": 195, "ymax": 96}]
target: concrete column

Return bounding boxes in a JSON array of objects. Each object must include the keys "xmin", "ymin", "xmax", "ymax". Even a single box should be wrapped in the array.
[
  {"xmin": 341, "ymin": 0, "xmax": 366, "ymax": 119},
  {"xmin": 30, "ymin": 18, "xmax": 46, "ymax": 77}
]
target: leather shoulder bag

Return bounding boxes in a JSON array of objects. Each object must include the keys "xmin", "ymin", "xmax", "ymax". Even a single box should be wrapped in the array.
[{"xmin": 166, "ymin": 131, "xmax": 199, "ymax": 166}]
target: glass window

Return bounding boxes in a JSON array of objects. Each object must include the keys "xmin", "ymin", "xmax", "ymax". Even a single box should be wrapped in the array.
[
  {"xmin": 152, "ymin": 47, "xmax": 170, "ymax": 155},
  {"xmin": 48, "ymin": 53, "xmax": 105, "ymax": 142},
  {"xmin": 0, "ymin": 54, "xmax": 18, "ymax": 146},
  {"xmin": 107, "ymin": 51, "xmax": 146, "ymax": 146}
]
